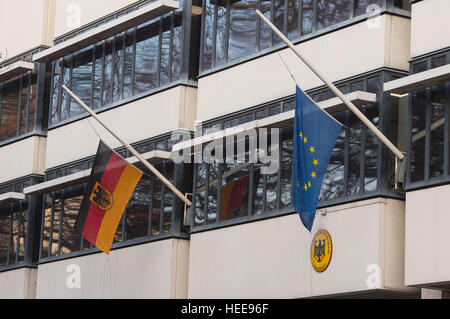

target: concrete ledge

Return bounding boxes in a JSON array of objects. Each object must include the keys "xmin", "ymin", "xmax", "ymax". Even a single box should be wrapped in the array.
[
  {"xmin": 0, "ymin": 192, "xmax": 26, "ymax": 205},
  {"xmin": 33, "ymin": 0, "xmax": 179, "ymax": 63},
  {"xmin": 0, "ymin": 61, "xmax": 35, "ymax": 82},
  {"xmin": 24, "ymin": 150, "xmax": 171, "ymax": 195},
  {"xmin": 384, "ymin": 64, "xmax": 450, "ymax": 94},
  {"xmin": 173, "ymin": 91, "xmax": 377, "ymax": 152}
]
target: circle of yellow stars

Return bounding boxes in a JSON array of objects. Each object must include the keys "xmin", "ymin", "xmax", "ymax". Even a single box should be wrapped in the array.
[{"xmin": 297, "ymin": 132, "xmax": 319, "ymax": 192}]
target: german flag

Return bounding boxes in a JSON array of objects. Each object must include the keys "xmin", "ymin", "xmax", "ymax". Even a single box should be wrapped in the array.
[
  {"xmin": 219, "ymin": 175, "xmax": 250, "ymax": 221},
  {"xmin": 75, "ymin": 141, "xmax": 143, "ymax": 254}
]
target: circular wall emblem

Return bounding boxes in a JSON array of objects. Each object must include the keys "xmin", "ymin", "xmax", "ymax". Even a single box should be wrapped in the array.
[{"xmin": 310, "ymin": 229, "xmax": 333, "ymax": 273}]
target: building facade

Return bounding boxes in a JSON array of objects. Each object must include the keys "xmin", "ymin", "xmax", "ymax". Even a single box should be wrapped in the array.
[{"xmin": 0, "ymin": 0, "xmax": 448, "ymax": 299}]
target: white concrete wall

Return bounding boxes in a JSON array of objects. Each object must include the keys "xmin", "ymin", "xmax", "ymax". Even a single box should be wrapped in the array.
[
  {"xmin": 53, "ymin": 0, "xmax": 142, "ymax": 39},
  {"xmin": 405, "ymin": 184, "xmax": 450, "ymax": 287},
  {"xmin": 0, "ymin": 268, "xmax": 37, "ymax": 299},
  {"xmin": 0, "ymin": 0, "xmax": 52, "ymax": 58},
  {"xmin": 188, "ymin": 198, "xmax": 416, "ymax": 299},
  {"xmin": 411, "ymin": 0, "xmax": 450, "ymax": 58},
  {"xmin": 196, "ymin": 15, "xmax": 411, "ymax": 122},
  {"xmin": 0, "ymin": 136, "xmax": 46, "ymax": 184},
  {"xmin": 36, "ymin": 239, "xmax": 189, "ymax": 299},
  {"xmin": 45, "ymin": 85, "xmax": 197, "ymax": 169}
]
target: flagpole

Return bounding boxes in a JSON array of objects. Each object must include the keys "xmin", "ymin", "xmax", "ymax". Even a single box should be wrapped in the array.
[
  {"xmin": 62, "ymin": 85, "xmax": 193, "ymax": 207},
  {"xmin": 255, "ymin": 10, "xmax": 405, "ymax": 161}
]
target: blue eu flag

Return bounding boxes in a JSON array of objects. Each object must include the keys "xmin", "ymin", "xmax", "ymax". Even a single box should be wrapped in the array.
[{"xmin": 293, "ymin": 86, "xmax": 342, "ymax": 231}]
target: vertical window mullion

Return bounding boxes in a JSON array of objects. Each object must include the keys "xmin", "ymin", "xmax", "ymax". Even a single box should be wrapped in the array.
[
  {"xmin": 257, "ymin": 0, "xmax": 261, "ymax": 51},
  {"xmin": 248, "ymin": 163, "xmax": 255, "ymax": 216},
  {"xmin": 199, "ymin": 0, "xmax": 206, "ymax": 72},
  {"xmin": 270, "ymin": 0, "xmax": 275, "ymax": 47},
  {"xmin": 360, "ymin": 108, "xmax": 367, "ymax": 193},
  {"xmin": 283, "ymin": 0, "xmax": 288, "ymax": 36},
  {"xmin": 343, "ymin": 114, "xmax": 350, "ymax": 195},
  {"xmin": 68, "ymin": 55, "xmax": 74, "ymax": 118},
  {"xmin": 350, "ymin": 0, "xmax": 355, "ymax": 19},
  {"xmin": 110, "ymin": 38, "xmax": 116, "ymax": 103},
  {"xmin": 90, "ymin": 46, "xmax": 96, "ymax": 109},
  {"xmin": 57, "ymin": 61, "xmax": 63, "ymax": 122},
  {"xmin": 276, "ymin": 132, "xmax": 282, "ymax": 211},
  {"xmin": 298, "ymin": 0, "xmax": 302, "ymax": 36}
]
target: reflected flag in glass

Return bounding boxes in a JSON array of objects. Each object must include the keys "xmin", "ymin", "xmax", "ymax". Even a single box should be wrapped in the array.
[{"xmin": 293, "ymin": 86, "xmax": 342, "ymax": 232}]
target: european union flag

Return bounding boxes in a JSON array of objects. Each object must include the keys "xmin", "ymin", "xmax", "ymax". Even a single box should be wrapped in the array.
[{"xmin": 293, "ymin": 86, "xmax": 342, "ymax": 231}]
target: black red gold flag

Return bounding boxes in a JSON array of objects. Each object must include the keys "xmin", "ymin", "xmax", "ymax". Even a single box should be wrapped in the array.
[{"xmin": 75, "ymin": 141, "xmax": 143, "ymax": 254}]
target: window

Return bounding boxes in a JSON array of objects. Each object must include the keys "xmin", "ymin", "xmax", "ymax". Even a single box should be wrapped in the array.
[
  {"xmin": 0, "ymin": 178, "xmax": 35, "ymax": 269},
  {"xmin": 39, "ymin": 135, "xmax": 189, "ymax": 260},
  {"xmin": 407, "ymin": 50, "xmax": 450, "ymax": 188},
  {"xmin": 200, "ymin": 0, "xmax": 409, "ymax": 72},
  {"xmin": 49, "ymin": 11, "xmax": 184, "ymax": 126},
  {"xmin": 191, "ymin": 70, "xmax": 403, "ymax": 230},
  {"xmin": 0, "ymin": 52, "xmax": 41, "ymax": 144}
]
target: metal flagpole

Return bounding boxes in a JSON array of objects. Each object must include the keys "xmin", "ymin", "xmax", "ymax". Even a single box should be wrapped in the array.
[
  {"xmin": 62, "ymin": 85, "xmax": 193, "ymax": 207},
  {"xmin": 255, "ymin": 10, "xmax": 405, "ymax": 160}
]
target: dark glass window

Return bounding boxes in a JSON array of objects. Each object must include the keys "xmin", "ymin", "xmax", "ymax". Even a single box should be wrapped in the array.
[
  {"xmin": 316, "ymin": 0, "xmax": 351, "ymax": 31},
  {"xmin": 49, "ymin": 9, "xmax": 184, "ymax": 126}
]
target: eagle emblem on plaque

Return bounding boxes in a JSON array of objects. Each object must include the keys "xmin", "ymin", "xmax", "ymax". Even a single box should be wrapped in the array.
[
  {"xmin": 310, "ymin": 229, "xmax": 333, "ymax": 273},
  {"xmin": 90, "ymin": 182, "xmax": 113, "ymax": 211}
]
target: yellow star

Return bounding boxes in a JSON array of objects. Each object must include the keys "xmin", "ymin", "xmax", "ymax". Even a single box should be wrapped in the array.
[
  {"xmin": 303, "ymin": 137, "xmax": 308, "ymax": 143},
  {"xmin": 304, "ymin": 184, "xmax": 308, "ymax": 191},
  {"xmin": 313, "ymin": 159, "xmax": 319, "ymax": 166},
  {"xmin": 299, "ymin": 132, "xmax": 303, "ymax": 139},
  {"xmin": 308, "ymin": 181, "xmax": 312, "ymax": 188},
  {"xmin": 309, "ymin": 146, "xmax": 315, "ymax": 154},
  {"xmin": 311, "ymin": 172, "xmax": 317, "ymax": 179}
]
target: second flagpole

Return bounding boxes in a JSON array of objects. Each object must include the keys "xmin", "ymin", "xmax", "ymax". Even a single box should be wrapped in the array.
[
  {"xmin": 255, "ymin": 9, "xmax": 405, "ymax": 161},
  {"xmin": 62, "ymin": 85, "xmax": 193, "ymax": 207}
]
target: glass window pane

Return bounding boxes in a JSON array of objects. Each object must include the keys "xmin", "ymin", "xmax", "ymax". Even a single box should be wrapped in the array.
[
  {"xmin": 228, "ymin": 0, "xmax": 258, "ymax": 62},
  {"xmin": 27, "ymin": 73, "xmax": 37, "ymax": 132},
  {"xmin": 429, "ymin": 84, "xmax": 446, "ymax": 179},
  {"xmin": 123, "ymin": 30, "xmax": 134, "ymax": 100},
  {"xmin": 163, "ymin": 163, "xmax": 174, "ymax": 232},
  {"xmin": 252, "ymin": 166, "xmax": 264, "ymax": 216},
  {"xmin": 348, "ymin": 113, "xmax": 362, "ymax": 195},
  {"xmin": 103, "ymin": 38, "xmax": 114, "ymax": 106},
  {"xmin": 151, "ymin": 179, "xmax": 163, "ymax": 235},
  {"xmin": 317, "ymin": 0, "xmax": 351, "ymax": 31},
  {"xmin": 280, "ymin": 138, "xmax": 293, "ymax": 209},
  {"xmin": 160, "ymin": 19, "xmax": 171, "ymax": 86},
  {"xmin": 60, "ymin": 187, "xmax": 83, "ymax": 255},
  {"xmin": 410, "ymin": 90, "xmax": 426, "ymax": 183},
  {"xmin": 126, "ymin": 175, "xmax": 150, "ymax": 240},
  {"xmin": 202, "ymin": 0, "xmax": 215, "ymax": 71},
  {"xmin": 1, "ymin": 77, "xmax": 20, "ymax": 140},
  {"xmin": 50, "ymin": 66, "xmax": 60, "ymax": 124},
  {"xmin": 93, "ymin": 43, "xmax": 103, "ymax": 109},
  {"xmin": 71, "ymin": 47, "xmax": 93, "ymax": 117},
  {"xmin": 19, "ymin": 74, "xmax": 29, "ymax": 135},
  {"xmin": 41, "ymin": 195, "xmax": 52, "ymax": 258},
  {"xmin": 220, "ymin": 161, "xmax": 250, "ymax": 221},
  {"xmin": 301, "ymin": 0, "xmax": 314, "ymax": 36},
  {"xmin": 273, "ymin": 0, "xmax": 285, "ymax": 45},
  {"xmin": 216, "ymin": 2, "xmax": 228, "ymax": 66},
  {"xmin": 0, "ymin": 211, "xmax": 10, "ymax": 267},
  {"xmin": 355, "ymin": 0, "xmax": 368, "ymax": 17},
  {"xmin": 364, "ymin": 104, "xmax": 379, "ymax": 192},
  {"xmin": 320, "ymin": 116, "xmax": 346, "ymax": 201},
  {"xmin": 259, "ymin": 0, "xmax": 272, "ymax": 50},
  {"xmin": 134, "ymin": 20, "xmax": 160, "ymax": 94},
  {"xmin": 287, "ymin": 0, "xmax": 300, "ymax": 40},
  {"xmin": 113, "ymin": 35, "xmax": 124, "ymax": 102},
  {"xmin": 171, "ymin": 15, "xmax": 183, "ymax": 82},
  {"xmin": 60, "ymin": 57, "xmax": 71, "ymax": 121},
  {"xmin": 17, "ymin": 203, "xmax": 27, "ymax": 263}
]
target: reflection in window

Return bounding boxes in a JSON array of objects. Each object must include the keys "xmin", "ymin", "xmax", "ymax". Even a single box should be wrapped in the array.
[
  {"xmin": 228, "ymin": 0, "xmax": 258, "ymax": 62},
  {"xmin": 50, "ymin": 11, "xmax": 184, "ymax": 126},
  {"xmin": 317, "ymin": 0, "xmax": 351, "ymax": 31},
  {"xmin": 0, "ymin": 201, "xmax": 28, "ymax": 267}
]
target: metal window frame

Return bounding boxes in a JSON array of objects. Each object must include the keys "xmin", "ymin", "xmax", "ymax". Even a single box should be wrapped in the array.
[
  {"xmin": 190, "ymin": 69, "xmax": 404, "ymax": 231},
  {"xmin": 406, "ymin": 49, "xmax": 450, "ymax": 191}
]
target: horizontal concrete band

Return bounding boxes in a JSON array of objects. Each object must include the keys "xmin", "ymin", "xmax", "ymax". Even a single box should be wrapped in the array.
[
  {"xmin": 173, "ymin": 91, "xmax": 377, "ymax": 152},
  {"xmin": 33, "ymin": 0, "xmax": 179, "ymax": 63},
  {"xmin": 0, "ymin": 61, "xmax": 35, "ymax": 82},
  {"xmin": 23, "ymin": 150, "xmax": 171, "ymax": 195},
  {"xmin": 384, "ymin": 64, "xmax": 450, "ymax": 95}
]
